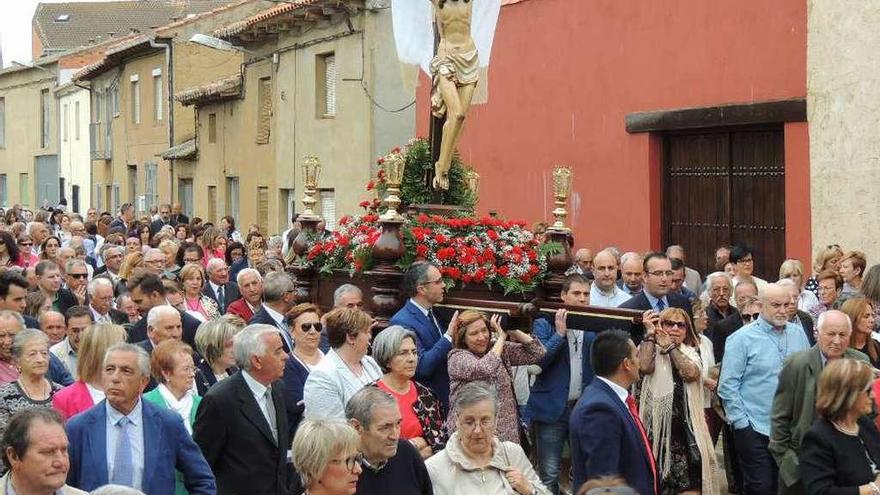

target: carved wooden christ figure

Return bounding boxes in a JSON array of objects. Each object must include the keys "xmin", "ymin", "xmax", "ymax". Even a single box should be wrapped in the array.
[{"xmin": 431, "ymin": 0, "xmax": 477, "ymax": 190}]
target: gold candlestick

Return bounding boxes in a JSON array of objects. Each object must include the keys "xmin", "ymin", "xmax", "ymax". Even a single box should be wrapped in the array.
[
  {"xmin": 300, "ymin": 156, "xmax": 322, "ymax": 220},
  {"xmin": 380, "ymin": 151, "xmax": 406, "ymax": 222},
  {"xmin": 549, "ymin": 166, "xmax": 572, "ymax": 232}
]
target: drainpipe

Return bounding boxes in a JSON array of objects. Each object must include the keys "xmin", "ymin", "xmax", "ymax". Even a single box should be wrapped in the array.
[{"xmin": 149, "ymin": 38, "xmax": 173, "ymax": 204}]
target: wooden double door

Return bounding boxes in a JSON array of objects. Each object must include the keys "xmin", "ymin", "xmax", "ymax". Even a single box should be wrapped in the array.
[{"xmin": 662, "ymin": 127, "xmax": 786, "ymax": 281}]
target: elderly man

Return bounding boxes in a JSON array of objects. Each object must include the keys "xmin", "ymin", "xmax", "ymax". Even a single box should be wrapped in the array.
[
  {"xmin": 0, "ymin": 408, "xmax": 87, "ymax": 494},
  {"xmin": 777, "ymin": 278, "xmax": 815, "ymax": 345},
  {"xmin": 715, "ymin": 245, "xmax": 731, "ymax": 271},
  {"xmin": 346, "ymin": 387, "xmax": 432, "ymax": 494},
  {"xmin": 711, "ymin": 279, "xmax": 759, "ymax": 362},
  {"xmin": 527, "ymin": 273, "xmax": 594, "ymax": 494},
  {"xmin": 126, "ymin": 272, "xmax": 200, "ymax": 347},
  {"xmin": 27, "ymin": 222, "xmax": 50, "ymax": 253},
  {"xmin": 137, "ymin": 305, "xmax": 182, "ymax": 355},
  {"xmin": 316, "ymin": 283, "xmax": 367, "ymax": 352},
  {"xmin": 705, "ymin": 272, "xmax": 736, "ymax": 327},
  {"xmin": 203, "ymin": 258, "xmax": 239, "ymax": 314},
  {"xmin": 573, "ymin": 248, "xmax": 594, "ymax": 277},
  {"xmin": 64, "ymin": 259, "xmax": 90, "ymax": 307},
  {"xmin": 770, "ymin": 310, "xmax": 867, "ymax": 495},
  {"xmin": 718, "ymin": 283, "xmax": 811, "ymax": 495},
  {"xmin": 666, "ymin": 244, "xmax": 702, "ymax": 292},
  {"xmin": 50, "ymin": 306, "xmax": 92, "ymax": 379},
  {"xmin": 390, "ymin": 263, "xmax": 455, "ymax": 411},
  {"xmin": 169, "ymin": 203, "xmax": 189, "ymax": 227},
  {"xmin": 39, "ymin": 311, "xmax": 67, "ymax": 346},
  {"xmin": 108, "ymin": 203, "xmax": 134, "ymax": 232},
  {"xmin": 617, "ymin": 252, "xmax": 644, "ymax": 296},
  {"xmin": 141, "ymin": 249, "xmax": 166, "ymax": 276},
  {"xmin": 194, "ymin": 324, "xmax": 291, "ymax": 495},
  {"xmin": 249, "ymin": 272, "xmax": 296, "ymax": 352},
  {"xmin": 226, "ymin": 268, "xmax": 263, "ymax": 322},
  {"xmin": 589, "ymin": 249, "xmax": 630, "ymax": 308},
  {"xmin": 36, "ymin": 261, "xmax": 78, "ymax": 316},
  {"xmin": 94, "ymin": 245, "xmax": 124, "ymax": 284},
  {"xmin": 65, "ymin": 343, "xmax": 215, "ymax": 493},
  {"xmin": 87, "ymin": 278, "xmax": 128, "ymax": 325}
]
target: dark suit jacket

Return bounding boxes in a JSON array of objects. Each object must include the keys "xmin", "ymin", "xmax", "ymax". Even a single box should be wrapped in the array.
[
  {"xmin": 126, "ymin": 307, "xmax": 200, "ymax": 348},
  {"xmin": 710, "ymin": 312, "xmax": 744, "ymax": 363},
  {"xmin": 108, "ymin": 217, "xmax": 128, "ymax": 232},
  {"xmin": 193, "ymin": 371, "xmax": 291, "ymax": 495},
  {"xmin": 195, "ymin": 359, "xmax": 238, "ymax": 396},
  {"xmin": 800, "ymin": 417, "xmax": 880, "ymax": 495},
  {"xmin": 770, "ymin": 346, "xmax": 870, "ymax": 491},
  {"xmin": 570, "ymin": 378, "xmax": 657, "ymax": 495},
  {"xmin": 150, "ymin": 218, "xmax": 170, "ymax": 235},
  {"xmin": 389, "ymin": 300, "xmax": 452, "ymax": 410},
  {"xmin": 250, "ymin": 307, "xmax": 293, "ymax": 353},
  {"xmin": 527, "ymin": 315, "xmax": 596, "ymax": 423},
  {"xmin": 202, "ymin": 281, "xmax": 240, "ymax": 314},
  {"xmin": 66, "ymin": 399, "xmax": 216, "ymax": 494},
  {"xmin": 170, "ymin": 214, "xmax": 189, "ymax": 227},
  {"xmin": 797, "ymin": 310, "xmax": 815, "ymax": 346},
  {"xmin": 618, "ymin": 291, "xmax": 692, "ymax": 342},
  {"xmin": 55, "ymin": 287, "xmax": 80, "ymax": 316},
  {"xmin": 281, "ymin": 356, "xmax": 310, "ymax": 439}
]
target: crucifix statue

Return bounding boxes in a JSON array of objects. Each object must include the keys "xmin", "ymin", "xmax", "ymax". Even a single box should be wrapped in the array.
[{"xmin": 391, "ymin": 0, "xmax": 501, "ymax": 190}]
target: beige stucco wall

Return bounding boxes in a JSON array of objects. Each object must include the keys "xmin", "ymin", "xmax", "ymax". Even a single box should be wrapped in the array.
[
  {"xmin": 57, "ymin": 83, "xmax": 92, "ymax": 212},
  {"xmin": 808, "ymin": 0, "xmax": 880, "ymax": 266},
  {"xmin": 183, "ymin": 6, "xmax": 415, "ymax": 235},
  {"xmin": 0, "ymin": 64, "xmax": 58, "ymax": 209}
]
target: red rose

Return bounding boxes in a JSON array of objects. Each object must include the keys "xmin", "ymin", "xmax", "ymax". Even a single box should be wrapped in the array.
[
  {"xmin": 447, "ymin": 267, "xmax": 461, "ymax": 280},
  {"xmin": 366, "ymin": 180, "xmax": 375, "ymax": 191},
  {"xmin": 363, "ymin": 214, "xmax": 378, "ymax": 223},
  {"xmin": 527, "ymin": 250, "xmax": 537, "ymax": 261},
  {"xmin": 377, "ymin": 157, "xmax": 385, "ymax": 165},
  {"xmin": 462, "ymin": 274, "xmax": 472, "ymax": 283},
  {"xmin": 337, "ymin": 236, "xmax": 350, "ymax": 247},
  {"xmin": 474, "ymin": 269, "xmax": 486, "ymax": 282},
  {"xmin": 528, "ymin": 265, "xmax": 539, "ymax": 275},
  {"xmin": 358, "ymin": 200, "xmax": 370, "ymax": 210},
  {"xmin": 416, "ymin": 244, "xmax": 428, "ymax": 258},
  {"xmin": 377, "ymin": 169, "xmax": 386, "ymax": 179},
  {"xmin": 434, "ymin": 234, "xmax": 448, "ymax": 245},
  {"xmin": 497, "ymin": 266, "xmax": 509, "ymax": 277},
  {"xmin": 392, "ymin": 147, "xmax": 401, "ymax": 154},
  {"xmin": 487, "ymin": 229, "xmax": 499, "ymax": 241},
  {"xmin": 417, "ymin": 214, "xmax": 430, "ymax": 224}
]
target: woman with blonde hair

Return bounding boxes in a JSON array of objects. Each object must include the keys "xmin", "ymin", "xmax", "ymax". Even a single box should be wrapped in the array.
[
  {"xmin": 842, "ymin": 298, "xmax": 880, "ymax": 368},
  {"xmin": 638, "ymin": 307, "xmax": 717, "ymax": 494},
  {"xmin": 861, "ymin": 265, "xmax": 880, "ymax": 334},
  {"xmin": 292, "ymin": 419, "xmax": 362, "ymax": 495},
  {"xmin": 179, "ymin": 264, "xmax": 219, "ymax": 322},
  {"xmin": 779, "ymin": 258, "xmax": 820, "ymax": 312},
  {"xmin": 806, "ymin": 245, "xmax": 845, "ymax": 297},
  {"xmin": 840, "ymin": 250, "xmax": 868, "ymax": 299},
  {"xmin": 117, "ymin": 251, "xmax": 144, "ymax": 289},
  {"xmin": 446, "ymin": 309, "xmax": 545, "ymax": 444},
  {"xmin": 800, "ymin": 358, "xmax": 880, "ymax": 494}
]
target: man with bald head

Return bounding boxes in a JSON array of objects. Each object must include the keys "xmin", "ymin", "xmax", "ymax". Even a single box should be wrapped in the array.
[
  {"xmin": 589, "ymin": 249, "xmax": 630, "ymax": 307},
  {"xmin": 770, "ymin": 310, "xmax": 867, "ymax": 495},
  {"xmin": 573, "ymin": 248, "xmax": 593, "ymax": 277},
  {"xmin": 719, "ymin": 283, "xmax": 811, "ymax": 495},
  {"xmin": 617, "ymin": 252, "xmax": 644, "ymax": 296}
]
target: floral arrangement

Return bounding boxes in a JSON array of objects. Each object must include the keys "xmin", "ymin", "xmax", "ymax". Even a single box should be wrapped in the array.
[
  {"xmin": 360, "ymin": 138, "xmax": 477, "ymax": 213},
  {"xmin": 305, "ymin": 213, "xmax": 561, "ymax": 294}
]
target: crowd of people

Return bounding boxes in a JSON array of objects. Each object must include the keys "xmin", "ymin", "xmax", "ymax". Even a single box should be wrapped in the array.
[{"xmin": 0, "ymin": 201, "xmax": 877, "ymax": 495}]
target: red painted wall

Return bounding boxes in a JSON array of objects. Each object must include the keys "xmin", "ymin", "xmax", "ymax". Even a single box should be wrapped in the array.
[{"xmin": 417, "ymin": 0, "xmax": 808, "ymax": 256}]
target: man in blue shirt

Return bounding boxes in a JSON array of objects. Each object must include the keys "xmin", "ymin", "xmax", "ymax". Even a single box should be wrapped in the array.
[{"xmin": 718, "ymin": 283, "xmax": 810, "ymax": 495}]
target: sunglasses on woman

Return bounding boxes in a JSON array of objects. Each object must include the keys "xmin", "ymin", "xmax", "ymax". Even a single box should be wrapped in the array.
[
  {"xmin": 741, "ymin": 312, "xmax": 761, "ymax": 323},
  {"xmin": 660, "ymin": 320, "xmax": 687, "ymax": 329},
  {"xmin": 299, "ymin": 322, "xmax": 322, "ymax": 333}
]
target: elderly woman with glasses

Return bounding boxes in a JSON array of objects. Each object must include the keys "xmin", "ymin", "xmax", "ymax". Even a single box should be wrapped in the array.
[
  {"xmin": 426, "ymin": 381, "xmax": 549, "ymax": 494},
  {"xmin": 15, "ymin": 235, "xmax": 38, "ymax": 267},
  {"xmin": 144, "ymin": 339, "xmax": 201, "ymax": 495},
  {"xmin": 292, "ymin": 419, "xmax": 362, "ymax": 495},
  {"xmin": 638, "ymin": 307, "xmax": 718, "ymax": 494},
  {"xmin": 800, "ymin": 358, "xmax": 880, "ymax": 495},
  {"xmin": 303, "ymin": 307, "xmax": 382, "ymax": 421},
  {"xmin": 447, "ymin": 310, "xmax": 545, "ymax": 445},
  {"xmin": 369, "ymin": 325, "xmax": 447, "ymax": 458},
  {"xmin": 282, "ymin": 303, "xmax": 325, "ymax": 437}
]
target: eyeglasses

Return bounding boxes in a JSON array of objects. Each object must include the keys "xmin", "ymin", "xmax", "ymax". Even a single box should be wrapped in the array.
[
  {"xmin": 737, "ymin": 257, "xmax": 754, "ymax": 264},
  {"xmin": 460, "ymin": 418, "xmax": 494, "ymax": 432},
  {"xmin": 647, "ymin": 270, "xmax": 674, "ymax": 278},
  {"xmin": 18, "ymin": 242, "xmax": 32, "ymax": 247},
  {"xmin": 742, "ymin": 312, "xmax": 760, "ymax": 323},
  {"xmin": 660, "ymin": 320, "xmax": 687, "ymax": 329},
  {"xmin": 300, "ymin": 322, "xmax": 322, "ymax": 333},
  {"xmin": 68, "ymin": 273, "xmax": 88, "ymax": 279},
  {"xmin": 331, "ymin": 453, "xmax": 364, "ymax": 471}
]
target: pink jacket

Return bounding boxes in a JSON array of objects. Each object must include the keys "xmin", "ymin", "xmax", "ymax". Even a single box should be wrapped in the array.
[{"xmin": 52, "ymin": 381, "xmax": 96, "ymax": 420}]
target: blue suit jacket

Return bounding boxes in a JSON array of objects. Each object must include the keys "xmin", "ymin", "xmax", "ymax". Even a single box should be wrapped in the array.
[
  {"xmin": 527, "ymin": 316, "xmax": 596, "ymax": 423},
  {"xmin": 65, "ymin": 399, "xmax": 216, "ymax": 494},
  {"xmin": 389, "ymin": 299, "xmax": 452, "ymax": 410},
  {"xmin": 281, "ymin": 356, "xmax": 310, "ymax": 439},
  {"xmin": 570, "ymin": 379, "xmax": 656, "ymax": 495}
]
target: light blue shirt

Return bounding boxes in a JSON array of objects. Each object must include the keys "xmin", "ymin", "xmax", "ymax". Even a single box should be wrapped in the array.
[
  {"xmin": 105, "ymin": 399, "xmax": 145, "ymax": 490},
  {"xmin": 643, "ymin": 291, "xmax": 669, "ymax": 313},
  {"xmin": 589, "ymin": 284, "xmax": 631, "ymax": 308},
  {"xmin": 718, "ymin": 316, "xmax": 810, "ymax": 436}
]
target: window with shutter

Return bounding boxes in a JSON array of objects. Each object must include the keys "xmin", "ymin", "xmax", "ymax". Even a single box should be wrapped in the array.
[
  {"xmin": 0, "ymin": 97, "xmax": 5, "ymax": 149},
  {"xmin": 207, "ymin": 186, "xmax": 217, "ymax": 223},
  {"xmin": 131, "ymin": 77, "xmax": 141, "ymax": 124},
  {"xmin": 153, "ymin": 70, "xmax": 163, "ymax": 122},
  {"xmin": 63, "ymin": 104, "xmax": 69, "ymax": 142},
  {"xmin": 226, "ymin": 177, "xmax": 240, "ymax": 219},
  {"xmin": 75, "ymin": 101, "xmax": 81, "ymax": 141},
  {"xmin": 112, "ymin": 184, "xmax": 120, "ymax": 213},
  {"xmin": 0, "ymin": 175, "xmax": 7, "ymax": 207},
  {"xmin": 257, "ymin": 187, "xmax": 269, "ymax": 235},
  {"xmin": 95, "ymin": 183, "xmax": 103, "ymax": 212},
  {"xmin": 256, "ymin": 77, "xmax": 272, "ymax": 144},
  {"xmin": 179, "ymin": 179, "xmax": 193, "ymax": 218},
  {"xmin": 145, "ymin": 163, "xmax": 157, "ymax": 211},
  {"xmin": 316, "ymin": 53, "xmax": 336, "ymax": 118},
  {"xmin": 319, "ymin": 189, "xmax": 336, "ymax": 231},
  {"xmin": 40, "ymin": 89, "xmax": 50, "ymax": 148},
  {"xmin": 208, "ymin": 113, "xmax": 217, "ymax": 143},
  {"xmin": 19, "ymin": 174, "xmax": 30, "ymax": 207}
]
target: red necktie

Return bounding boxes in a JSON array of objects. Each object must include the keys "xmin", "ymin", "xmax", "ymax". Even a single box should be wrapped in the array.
[{"xmin": 626, "ymin": 394, "xmax": 659, "ymax": 495}]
